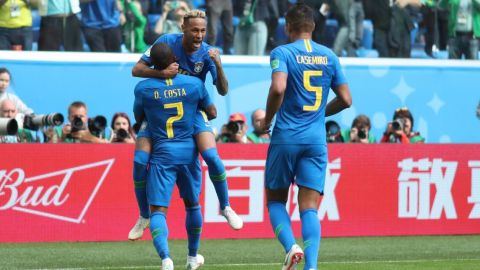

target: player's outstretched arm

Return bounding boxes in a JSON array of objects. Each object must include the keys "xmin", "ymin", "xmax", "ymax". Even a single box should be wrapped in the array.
[
  {"xmin": 132, "ymin": 59, "xmax": 179, "ymax": 78},
  {"xmin": 325, "ymin": 84, "xmax": 352, "ymax": 117}
]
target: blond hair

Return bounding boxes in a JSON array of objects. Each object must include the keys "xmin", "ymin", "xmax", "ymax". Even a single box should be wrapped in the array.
[{"xmin": 183, "ymin": 9, "xmax": 206, "ymax": 23}]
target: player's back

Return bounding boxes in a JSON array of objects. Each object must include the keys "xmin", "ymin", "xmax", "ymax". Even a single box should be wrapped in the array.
[
  {"xmin": 270, "ymin": 39, "xmax": 346, "ymax": 145},
  {"xmin": 143, "ymin": 33, "xmax": 215, "ymax": 82},
  {"xmin": 134, "ymin": 74, "xmax": 211, "ymax": 164}
]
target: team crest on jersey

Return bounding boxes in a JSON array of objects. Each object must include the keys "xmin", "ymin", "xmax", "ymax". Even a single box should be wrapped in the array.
[
  {"xmin": 194, "ymin": 62, "xmax": 204, "ymax": 73},
  {"xmin": 145, "ymin": 46, "xmax": 152, "ymax": 57}
]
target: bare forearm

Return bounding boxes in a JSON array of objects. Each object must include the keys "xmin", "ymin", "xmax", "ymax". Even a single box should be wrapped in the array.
[
  {"xmin": 214, "ymin": 65, "xmax": 228, "ymax": 96},
  {"xmin": 325, "ymin": 97, "xmax": 349, "ymax": 117},
  {"xmin": 132, "ymin": 63, "xmax": 165, "ymax": 78},
  {"xmin": 265, "ymin": 89, "xmax": 284, "ymax": 125}
]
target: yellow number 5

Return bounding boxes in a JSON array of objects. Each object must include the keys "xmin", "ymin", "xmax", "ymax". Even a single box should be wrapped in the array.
[
  {"xmin": 303, "ymin": 70, "xmax": 323, "ymax": 111},
  {"xmin": 164, "ymin": 102, "xmax": 184, "ymax": 138}
]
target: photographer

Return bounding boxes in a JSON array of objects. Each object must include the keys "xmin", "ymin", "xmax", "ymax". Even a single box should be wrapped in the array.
[
  {"xmin": 247, "ymin": 108, "xmax": 270, "ymax": 143},
  {"xmin": 381, "ymin": 107, "xmax": 424, "ymax": 144},
  {"xmin": 0, "ymin": 99, "xmax": 36, "ymax": 143},
  {"xmin": 109, "ymin": 112, "xmax": 136, "ymax": 143},
  {"xmin": 326, "ymin": 120, "xmax": 344, "ymax": 143},
  {"xmin": 45, "ymin": 101, "xmax": 107, "ymax": 143},
  {"xmin": 341, "ymin": 114, "xmax": 376, "ymax": 143},
  {"xmin": 217, "ymin": 112, "xmax": 249, "ymax": 143}
]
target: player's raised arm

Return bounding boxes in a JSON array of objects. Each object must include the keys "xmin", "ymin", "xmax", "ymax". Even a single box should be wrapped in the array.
[{"xmin": 208, "ymin": 48, "xmax": 228, "ymax": 96}]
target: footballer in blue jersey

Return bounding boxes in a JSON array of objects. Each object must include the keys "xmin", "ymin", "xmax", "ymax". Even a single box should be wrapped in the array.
[
  {"xmin": 142, "ymin": 33, "xmax": 218, "ymax": 84},
  {"xmin": 133, "ymin": 43, "xmax": 209, "ymax": 269},
  {"xmin": 128, "ymin": 9, "xmax": 242, "ymax": 243},
  {"xmin": 260, "ymin": 4, "xmax": 352, "ymax": 270}
]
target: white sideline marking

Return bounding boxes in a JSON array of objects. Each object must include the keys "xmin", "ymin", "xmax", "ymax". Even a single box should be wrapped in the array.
[{"xmin": 31, "ymin": 258, "xmax": 480, "ymax": 270}]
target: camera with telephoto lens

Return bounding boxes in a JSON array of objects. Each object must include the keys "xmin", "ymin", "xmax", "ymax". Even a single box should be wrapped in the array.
[
  {"xmin": 358, "ymin": 127, "xmax": 367, "ymax": 140},
  {"xmin": 23, "ymin": 113, "xmax": 64, "ymax": 131},
  {"xmin": 114, "ymin": 128, "xmax": 130, "ymax": 142},
  {"xmin": 326, "ymin": 120, "xmax": 343, "ymax": 143},
  {"xmin": 88, "ymin": 115, "xmax": 107, "ymax": 137},
  {"xmin": 226, "ymin": 121, "xmax": 243, "ymax": 135},
  {"xmin": 0, "ymin": 118, "xmax": 18, "ymax": 135},
  {"xmin": 392, "ymin": 118, "xmax": 406, "ymax": 131},
  {"xmin": 70, "ymin": 116, "xmax": 85, "ymax": 133}
]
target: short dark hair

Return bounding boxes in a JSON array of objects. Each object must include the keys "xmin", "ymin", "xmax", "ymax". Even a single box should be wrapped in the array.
[
  {"xmin": 352, "ymin": 114, "xmax": 371, "ymax": 130},
  {"xmin": 285, "ymin": 3, "xmax": 315, "ymax": 33},
  {"xmin": 0, "ymin": 67, "xmax": 11, "ymax": 76},
  {"xmin": 393, "ymin": 107, "xmax": 414, "ymax": 128},
  {"xmin": 150, "ymin": 43, "xmax": 175, "ymax": 70},
  {"xmin": 69, "ymin": 101, "xmax": 87, "ymax": 112}
]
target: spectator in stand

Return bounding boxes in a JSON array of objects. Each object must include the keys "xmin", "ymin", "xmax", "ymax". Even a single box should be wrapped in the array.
[
  {"xmin": 44, "ymin": 101, "xmax": 107, "ymax": 143},
  {"xmin": 121, "ymin": 0, "xmax": 148, "ymax": 53},
  {"xmin": 0, "ymin": 0, "xmax": 34, "ymax": 50},
  {"xmin": 109, "ymin": 112, "xmax": 136, "ymax": 143},
  {"xmin": 381, "ymin": 107, "xmax": 424, "ymax": 143},
  {"xmin": 331, "ymin": 0, "xmax": 364, "ymax": 56},
  {"xmin": 0, "ymin": 99, "xmax": 38, "ymax": 143},
  {"xmin": 80, "ymin": 0, "xmax": 122, "ymax": 52},
  {"xmin": 247, "ymin": 108, "xmax": 271, "ymax": 143},
  {"xmin": 205, "ymin": 0, "xmax": 233, "ymax": 54},
  {"xmin": 233, "ymin": 0, "xmax": 276, "ymax": 55},
  {"xmin": 421, "ymin": 0, "xmax": 448, "ymax": 57},
  {"xmin": 37, "ymin": 0, "xmax": 83, "ymax": 51},
  {"xmin": 0, "ymin": 67, "xmax": 33, "ymax": 115},
  {"xmin": 341, "ymin": 114, "xmax": 376, "ymax": 143},
  {"xmin": 217, "ymin": 112, "xmax": 249, "ymax": 143},
  {"xmin": 265, "ymin": 0, "xmax": 281, "ymax": 53},
  {"xmin": 364, "ymin": 0, "xmax": 422, "ymax": 58},
  {"xmin": 440, "ymin": 0, "xmax": 480, "ymax": 59},
  {"xmin": 154, "ymin": 0, "xmax": 190, "ymax": 36}
]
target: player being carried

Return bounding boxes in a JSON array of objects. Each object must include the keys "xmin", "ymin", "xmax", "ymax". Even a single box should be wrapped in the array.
[
  {"xmin": 134, "ymin": 43, "xmax": 211, "ymax": 270},
  {"xmin": 260, "ymin": 4, "xmax": 352, "ymax": 270},
  {"xmin": 128, "ymin": 9, "xmax": 243, "ymax": 240}
]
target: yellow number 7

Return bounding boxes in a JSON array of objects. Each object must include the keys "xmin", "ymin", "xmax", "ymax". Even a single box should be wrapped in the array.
[
  {"xmin": 303, "ymin": 70, "xmax": 323, "ymax": 111},
  {"xmin": 164, "ymin": 102, "xmax": 184, "ymax": 138}
]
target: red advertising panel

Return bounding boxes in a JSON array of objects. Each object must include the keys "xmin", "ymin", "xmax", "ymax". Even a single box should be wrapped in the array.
[{"xmin": 1, "ymin": 144, "xmax": 479, "ymax": 243}]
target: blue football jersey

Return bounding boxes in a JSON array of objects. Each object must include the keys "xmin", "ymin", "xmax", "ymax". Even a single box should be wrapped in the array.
[
  {"xmin": 269, "ymin": 39, "xmax": 347, "ymax": 144},
  {"xmin": 141, "ymin": 33, "xmax": 217, "ymax": 83},
  {"xmin": 134, "ymin": 74, "xmax": 212, "ymax": 164}
]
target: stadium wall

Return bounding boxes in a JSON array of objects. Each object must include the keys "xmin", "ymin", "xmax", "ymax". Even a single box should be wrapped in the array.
[
  {"xmin": 1, "ymin": 144, "xmax": 479, "ymax": 243},
  {"xmin": 1, "ymin": 51, "xmax": 479, "ymax": 143}
]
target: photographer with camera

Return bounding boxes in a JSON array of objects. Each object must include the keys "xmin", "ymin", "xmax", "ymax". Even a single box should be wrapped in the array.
[
  {"xmin": 0, "ymin": 99, "xmax": 53, "ymax": 143},
  {"xmin": 341, "ymin": 114, "xmax": 376, "ymax": 143},
  {"xmin": 217, "ymin": 112, "xmax": 249, "ymax": 143},
  {"xmin": 45, "ymin": 101, "xmax": 107, "ymax": 143},
  {"xmin": 109, "ymin": 112, "xmax": 136, "ymax": 143},
  {"xmin": 326, "ymin": 120, "xmax": 344, "ymax": 143},
  {"xmin": 381, "ymin": 107, "xmax": 425, "ymax": 144},
  {"xmin": 247, "ymin": 108, "xmax": 271, "ymax": 143}
]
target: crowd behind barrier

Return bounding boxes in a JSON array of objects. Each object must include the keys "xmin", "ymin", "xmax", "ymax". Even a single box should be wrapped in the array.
[
  {"xmin": 0, "ymin": 52, "xmax": 479, "ymax": 143},
  {"xmin": 1, "ymin": 0, "xmax": 479, "ymax": 59}
]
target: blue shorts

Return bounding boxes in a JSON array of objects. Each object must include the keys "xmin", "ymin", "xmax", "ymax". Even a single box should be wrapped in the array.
[
  {"xmin": 265, "ymin": 144, "xmax": 327, "ymax": 194},
  {"xmin": 137, "ymin": 111, "xmax": 213, "ymax": 138},
  {"xmin": 146, "ymin": 160, "xmax": 202, "ymax": 207}
]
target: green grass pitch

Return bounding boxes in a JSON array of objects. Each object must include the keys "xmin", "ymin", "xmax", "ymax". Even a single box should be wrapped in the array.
[{"xmin": 1, "ymin": 235, "xmax": 479, "ymax": 270}]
